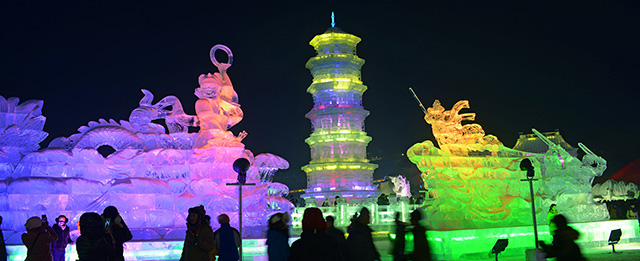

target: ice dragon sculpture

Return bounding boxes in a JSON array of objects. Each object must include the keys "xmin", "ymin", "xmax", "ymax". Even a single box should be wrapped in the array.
[
  {"xmin": 408, "ymin": 99, "xmax": 609, "ymax": 229},
  {"xmin": 0, "ymin": 44, "xmax": 292, "ymax": 243}
]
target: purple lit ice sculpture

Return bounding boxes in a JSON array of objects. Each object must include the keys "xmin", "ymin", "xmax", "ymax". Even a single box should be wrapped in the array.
[{"xmin": 0, "ymin": 44, "xmax": 293, "ymax": 243}]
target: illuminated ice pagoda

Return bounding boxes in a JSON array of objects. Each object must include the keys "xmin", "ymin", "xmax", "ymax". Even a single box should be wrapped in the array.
[{"xmin": 301, "ymin": 21, "xmax": 378, "ymax": 202}]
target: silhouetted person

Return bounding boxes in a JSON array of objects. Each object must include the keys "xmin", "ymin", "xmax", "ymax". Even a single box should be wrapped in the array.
[
  {"xmin": 540, "ymin": 214, "xmax": 585, "ymax": 261},
  {"xmin": 289, "ymin": 207, "xmax": 344, "ymax": 261},
  {"xmin": 408, "ymin": 210, "xmax": 432, "ymax": 261},
  {"xmin": 266, "ymin": 212, "xmax": 290, "ymax": 261},
  {"xmin": 392, "ymin": 212, "xmax": 409, "ymax": 261},
  {"xmin": 0, "ymin": 216, "xmax": 6, "ymax": 261},
  {"xmin": 101, "ymin": 206, "xmax": 133, "ymax": 261},
  {"xmin": 325, "ymin": 215, "xmax": 348, "ymax": 258},
  {"xmin": 76, "ymin": 212, "xmax": 116, "ymax": 261},
  {"xmin": 547, "ymin": 204, "xmax": 559, "ymax": 235},
  {"xmin": 180, "ymin": 205, "xmax": 215, "ymax": 261},
  {"xmin": 213, "ymin": 214, "xmax": 241, "ymax": 261},
  {"xmin": 22, "ymin": 215, "xmax": 57, "ymax": 261},
  {"xmin": 347, "ymin": 207, "xmax": 380, "ymax": 261},
  {"xmin": 51, "ymin": 215, "xmax": 73, "ymax": 261}
]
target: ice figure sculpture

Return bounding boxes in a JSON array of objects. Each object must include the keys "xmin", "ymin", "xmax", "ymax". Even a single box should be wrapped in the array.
[
  {"xmin": 407, "ymin": 99, "xmax": 609, "ymax": 229},
  {"xmin": 0, "ymin": 44, "xmax": 293, "ymax": 244},
  {"xmin": 390, "ymin": 175, "xmax": 411, "ymax": 198}
]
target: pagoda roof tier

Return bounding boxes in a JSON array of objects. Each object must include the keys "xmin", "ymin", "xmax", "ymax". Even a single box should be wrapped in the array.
[
  {"xmin": 305, "ymin": 130, "xmax": 372, "ymax": 146},
  {"xmin": 512, "ymin": 130, "xmax": 577, "ymax": 156},
  {"xmin": 302, "ymin": 162, "xmax": 378, "ymax": 174},
  {"xmin": 306, "ymin": 54, "xmax": 364, "ymax": 70},
  {"xmin": 305, "ymin": 106, "xmax": 369, "ymax": 119},
  {"xmin": 308, "ymin": 156, "xmax": 371, "ymax": 164},
  {"xmin": 309, "ymin": 31, "xmax": 361, "ymax": 49},
  {"xmin": 307, "ymin": 81, "xmax": 367, "ymax": 94}
]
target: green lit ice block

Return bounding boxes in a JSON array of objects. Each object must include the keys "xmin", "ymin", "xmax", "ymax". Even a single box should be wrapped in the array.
[{"xmin": 418, "ymin": 220, "xmax": 639, "ymax": 260}]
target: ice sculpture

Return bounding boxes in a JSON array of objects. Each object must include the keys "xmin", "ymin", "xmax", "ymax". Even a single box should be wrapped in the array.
[
  {"xmin": 0, "ymin": 44, "xmax": 293, "ymax": 244},
  {"xmin": 407, "ymin": 99, "xmax": 609, "ymax": 229},
  {"xmin": 301, "ymin": 26, "xmax": 379, "ymax": 203},
  {"xmin": 592, "ymin": 179, "xmax": 640, "ymax": 201},
  {"xmin": 390, "ymin": 175, "xmax": 411, "ymax": 198}
]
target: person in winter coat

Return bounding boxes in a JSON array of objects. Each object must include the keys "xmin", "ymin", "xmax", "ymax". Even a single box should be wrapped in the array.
[
  {"xmin": 266, "ymin": 212, "xmax": 290, "ymax": 261},
  {"xmin": 0, "ymin": 216, "xmax": 6, "ymax": 261},
  {"xmin": 22, "ymin": 216, "xmax": 58, "ymax": 261},
  {"xmin": 392, "ymin": 212, "xmax": 409, "ymax": 261},
  {"xmin": 213, "ymin": 214, "xmax": 241, "ymax": 261},
  {"xmin": 347, "ymin": 207, "xmax": 380, "ymax": 261},
  {"xmin": 407, "ymin": 210, "xmax": 432, "ymax": 261},
  {"xmin": 76, "ymin": 212, "xmax": 117, "ymax": 261},
  {"xmin": 180, "ymin": 205, "xmax": 216, "ymax": 261},
  {"xmin": 289, "ymin": 207, "xmax": 344, "ymax": 261},
  {"xmin": 51, "ymin": 215, "xmax": 74, "ymax": 261},
  {"xmin": 547, "ymin": 204, "xmax": 559, "ymax": 235},
  {"xmin": 325, "ymin": 215, "xmax": 348, "ymax": 258},
  {"xmin": 101, "ymin": 206, "xmax": 133, "ymax": 261},
  {"xmin": 539, "ymin": 214, "xmax": 586, "ymax": 260}
]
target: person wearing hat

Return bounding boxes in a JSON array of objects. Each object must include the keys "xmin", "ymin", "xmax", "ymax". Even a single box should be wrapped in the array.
[
  {"xmin": 180, "ymin": 205, "xmax": 215, "ymax": 261},
  {"xmin": 21, "ymin": 215, "xmax": 58, "ymax": 261},
  {"xmin": 51, "ymin": 215, "xmax": 73, "ymax": 261},
  {"xmin": 266, "ymin": 212, "xmax": 290, "ymax": 261},
  {"xmin": 101, "ymin": 206, "xmax": 132, "ymax": 261},
  {"xmin": 346, "ymin": 207, "xmax": 380, "ymax": 261}
]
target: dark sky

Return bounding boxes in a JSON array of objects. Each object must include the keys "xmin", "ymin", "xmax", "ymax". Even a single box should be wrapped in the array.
[{"xmin": 2, "ymin": 1, "xmax": 639, "ymax": 189}]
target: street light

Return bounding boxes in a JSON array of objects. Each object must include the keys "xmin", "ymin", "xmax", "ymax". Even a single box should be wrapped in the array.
[
  {"xmin": 520, "ymin": 158, "xmax": 539, "ymax": 249},
  {"xmin": 228, "ymin": 157, "xmax": 255, "ymax": 259}
]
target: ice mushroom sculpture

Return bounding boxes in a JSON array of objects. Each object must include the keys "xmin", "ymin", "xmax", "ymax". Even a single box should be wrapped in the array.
[{"xmin": 0, "ymin": 44, "xmax": 293, "ymax": 243}]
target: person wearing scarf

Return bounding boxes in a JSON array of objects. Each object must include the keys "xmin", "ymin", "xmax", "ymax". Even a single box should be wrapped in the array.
[{"xmin": 180, "ymin": 205, "xmax": 215, "ymax": 261}]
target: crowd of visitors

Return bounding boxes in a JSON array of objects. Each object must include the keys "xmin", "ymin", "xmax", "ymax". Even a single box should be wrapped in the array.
[
  {"xmin": 11, "ymin": 204, "xmax": 437, "ymax": 260},
  {"xmin": 17, "ymin": 206, "xmax": 133, "ymax": 261}
]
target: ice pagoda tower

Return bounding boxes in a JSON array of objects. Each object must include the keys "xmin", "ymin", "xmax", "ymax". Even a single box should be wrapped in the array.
[{"xmin": 301, "ymin": 20, "xmax": 378, "ymax": 202}]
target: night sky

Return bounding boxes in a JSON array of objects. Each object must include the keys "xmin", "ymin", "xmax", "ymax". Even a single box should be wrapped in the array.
[{"xmin": 2, "ymin": 1, "xmax": 639, "ymax": 190}]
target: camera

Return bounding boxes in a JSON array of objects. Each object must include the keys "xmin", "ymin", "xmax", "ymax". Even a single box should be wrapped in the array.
[
  {"xmin": 104, "ymin": 218, "xmax": 111, "ymax": 230},
  {"xmin": 41, "ymin": 215, "xmax": 47, "ymax": 224}
]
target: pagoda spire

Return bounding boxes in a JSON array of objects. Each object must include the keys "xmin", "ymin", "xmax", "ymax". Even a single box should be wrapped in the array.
[{"xmin": 331, "ymin": 12, "xmax": 335, "ymax": 27}]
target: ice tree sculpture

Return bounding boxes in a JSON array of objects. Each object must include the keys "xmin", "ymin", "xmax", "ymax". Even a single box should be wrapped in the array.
[
  {"xmin": 0, "ymin": 44, "xmax": 292, "ymax": 243},
  {"xmin": 408, "ymin": 99, "xmax": 609, "ymax": 230},
  {"xmin": 255, "ymin": 153, "xmax": 290, "ymax": 182},
  {"xmin": 390, "ymin": 175, "xmax": 411, "ymax": 198}
]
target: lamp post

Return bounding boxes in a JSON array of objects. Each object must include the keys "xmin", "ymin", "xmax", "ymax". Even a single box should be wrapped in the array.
[
  {"xmin": 227, "ymin": 158, "xmax": 255, "ymax": 260},
  {"xmin": 520, "ymin": 158, "xmax": 539, "ymax": 249}
]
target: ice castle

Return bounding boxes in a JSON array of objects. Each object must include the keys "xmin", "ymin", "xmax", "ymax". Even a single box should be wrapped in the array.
[{"xmin": 0, "ymin": 44, "xmax": 293, "ymax": 246}]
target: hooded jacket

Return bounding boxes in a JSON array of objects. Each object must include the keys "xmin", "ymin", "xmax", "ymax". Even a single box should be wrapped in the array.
[{"xmin": 22, "ymin": 225, "xmax": 58, "ymax": 261}]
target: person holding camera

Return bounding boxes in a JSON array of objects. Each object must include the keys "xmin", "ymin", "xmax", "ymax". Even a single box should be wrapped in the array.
[
  {"xmin": 21, "ymin": 215, "xmax": 58, "ymax": 261},
  {"xmin": 76, "ymin": 212, "xmax": 117, "ymax": 261},
  {"xmin": 101, "ymin": 206, "xmax": 133, "ymax": 261},
  {"xmin": 51, "ymin": 215, "xmax": 73, "ymax": 261}
]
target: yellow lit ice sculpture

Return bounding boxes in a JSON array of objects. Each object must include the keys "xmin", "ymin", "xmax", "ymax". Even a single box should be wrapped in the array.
[
  {"xmin": 301, "ymin": 23, "xmax": 378, "ymax": 203},
  {"xmin": 408, "ymin": 99, "xmax": 609, "ymax": 230}
]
